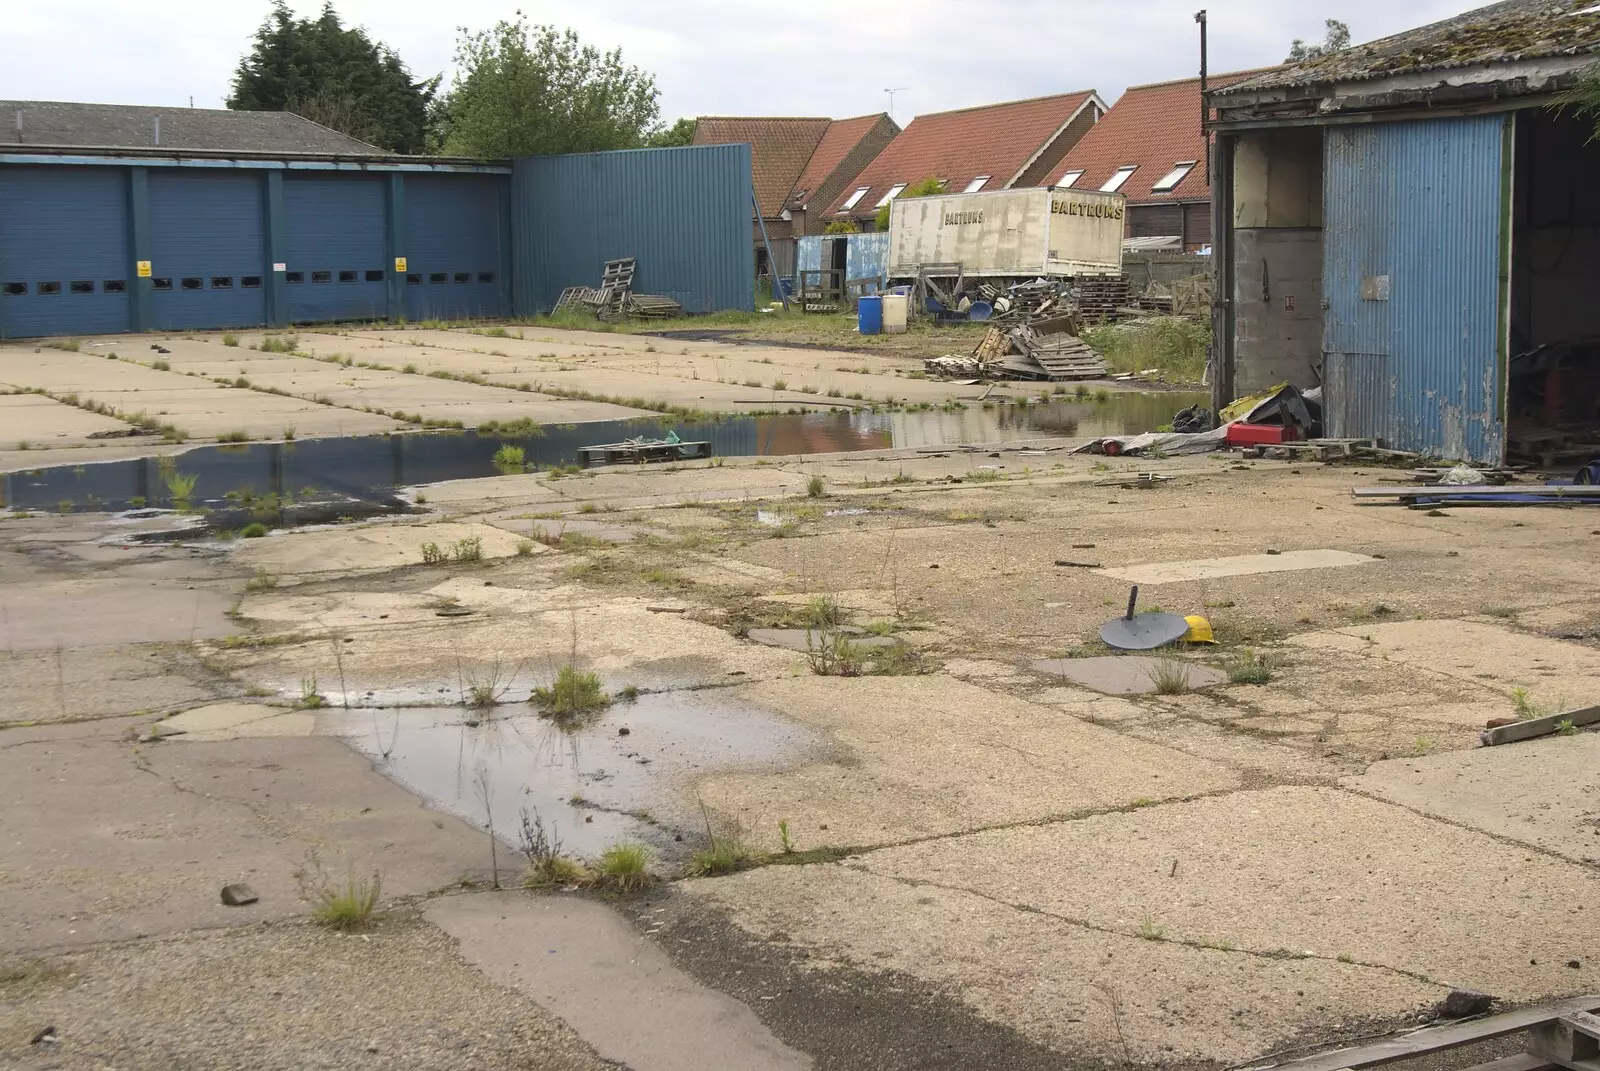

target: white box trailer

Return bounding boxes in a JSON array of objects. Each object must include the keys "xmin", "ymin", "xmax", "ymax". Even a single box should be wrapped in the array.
[{"xmin": 886, "ymin": 187, "xmax": 1125, "ymax": 279}]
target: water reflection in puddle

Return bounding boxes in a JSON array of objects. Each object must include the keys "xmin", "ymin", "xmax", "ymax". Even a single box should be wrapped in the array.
[
  {"xmin": 320, "ymin": 690, "xmax": 817, "ymax": 859},
  {"xmin": 3, "ymin": 393, "xmax": 1203, "ymax": 516}
]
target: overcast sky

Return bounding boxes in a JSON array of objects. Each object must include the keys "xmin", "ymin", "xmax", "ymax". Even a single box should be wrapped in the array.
[{"xmin": 3, "ymin": 1, "xmax": 1482, "ymax": 123}]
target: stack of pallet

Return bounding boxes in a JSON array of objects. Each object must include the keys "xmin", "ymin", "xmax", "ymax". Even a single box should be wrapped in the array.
[
  {"xmin": 624, "ymin": 293, "xmax": 683, "ymax": 319},
  {"xmin": 553, "ymin": 258, "xmax": 679, "ymax": 321},
  {"xmin": 1071, "ymin": 276, "xmax": 1131, "ymax": 322},
  {"xmin": 1001, "ymin": 323, "xmax": 1109, "ymax": 381}
]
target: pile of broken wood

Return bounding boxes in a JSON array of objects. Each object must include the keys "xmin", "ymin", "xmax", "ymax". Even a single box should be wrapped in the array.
[
  {"xmin": 553, "ymin": 257, "xmax": 682, "ymax": 321},
  {"xmin": 925, "ymin": 314, "xmax": 1108, "ymax": 382}
]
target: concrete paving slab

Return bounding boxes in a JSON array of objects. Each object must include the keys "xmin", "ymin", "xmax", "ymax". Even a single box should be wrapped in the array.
[
  {"xmin": 0, "ymin": 391, "xmax": 135, "ymax": 447},
  {"xmin": 0, "ymin": 718, "xmax": 491, "ymax": 952},
  {"xmin": 696, "ymin": 675, "xmax": 1241, "ymax": 849},
  {"xmin": 1346, "ymin": 733, "xmax": 1600, "ymax": 865},
  {"xmin": 857, "ymin": 785, "xmax": 1600, "ymax": 1002},
  {"xmin": 680, "ymin": 863, "xmax": 1439, "ymax": 1067},
  {"xmin": 429, "ymin": 893, "xmax": 813, "ymax": 1071},
  {"xmin": 158, "ymin": 701, "xmax": 316, "ymax": 741},
  {"xmin": 1032, "ymin": 655, "xmax": 1227, "ymax": 694},
  {"xmin": 230, "ymin": 520, "xmax": 529, "ymax": 575},
  {"xmin": 1291, "ymin": 619, "xmax": 1600, "ymax": 703},
  {"xmin": 0, "ymin": 577, "xmax": 233, "ymax": 649},
  {"xmin": 0, "ymin": 915, "xmax": 614, "ymax": 1070},
  {"xmin": 1101, "ymin": 549, "xmax": 1377, "ymax": 585},
  {"xmin": 746, "ymin": 627, "xmax": 900, "ymax": 652},
  {"xmin": 0, "ymin": 642, "xmax": 213, "ymax": 726}
]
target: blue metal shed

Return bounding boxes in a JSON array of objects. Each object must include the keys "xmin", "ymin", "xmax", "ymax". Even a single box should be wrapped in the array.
[
  {"xmin": 148, "ymin": 170, "xmax": 267, "ymax": 330},
  {"xmin": 1321, "ymin": 115, "xmax": 1509, "ymax": 462},
  {"xmin": 511, "ymin": 144, "xmax": 754, "ymax": 315}
]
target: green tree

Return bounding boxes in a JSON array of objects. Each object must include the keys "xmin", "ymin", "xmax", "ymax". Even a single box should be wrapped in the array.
[
  {"xmin": 437, "ymin": 16, "xmax": 661, "ymax": 158},
  {"xmin": 824, "ymin": 219, "xmax": 860, "ymax": 234},
  {"xmin": 875, "ymin": 176, "xmax": 945, "ymax": 230},
  {"xmin": 1287, "ymin": 19, "xmax": 1352, "ymax": 63},
  {"xmin": 647, "ymin": 117, "xmax": 697, "ymax": 148},
  {"xmin": 228, "ymin": 1, "xmax": 437, "ymax": 154}
]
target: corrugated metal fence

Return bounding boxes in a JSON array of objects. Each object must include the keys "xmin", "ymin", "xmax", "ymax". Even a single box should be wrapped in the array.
[
  {"xmin": 511, "ymin": 144, "xmax": 754, "ymax": 315},
  {"xmin": 794, "ymin": 232, "xmax": 890, "ymax": 289},
  {"xmin": 1322, "ymin": 115, "xmax": 1507, "ymax": 462}
]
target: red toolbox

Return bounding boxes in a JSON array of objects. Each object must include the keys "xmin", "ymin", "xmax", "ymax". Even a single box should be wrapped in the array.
[{"xmin": 1225, "ymin": 424, "xmax": 1302, "ymax": 447}]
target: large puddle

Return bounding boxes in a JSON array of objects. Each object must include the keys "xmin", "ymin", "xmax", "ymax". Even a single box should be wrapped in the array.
[
  {"xmin": 319, "ymin": 689, "xmax": 818, "ymax": 860},
  {"xmin": 2, "ymin": 393, "xmax": 1202, "ymax": 516}
]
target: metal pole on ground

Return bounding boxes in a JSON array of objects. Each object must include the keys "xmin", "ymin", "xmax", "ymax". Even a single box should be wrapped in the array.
[{"xmin": 752, "ymin": 188, "xmax": 789, "ymax": 311}]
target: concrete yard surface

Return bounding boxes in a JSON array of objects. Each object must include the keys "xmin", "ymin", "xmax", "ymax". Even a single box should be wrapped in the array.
[{"xmin": 5, "ymin": 327, "xmax": 1600, "ymax": 1068}]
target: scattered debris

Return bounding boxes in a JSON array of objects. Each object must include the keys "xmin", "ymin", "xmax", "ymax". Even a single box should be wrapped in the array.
[
  {"xmin": 1433, "ymin": 989, "xmax": 1498, "ymax": 1020},
  {"xmin": 1100, "ymin": 586, "xmax": 1190, "ymax": 651},
  {"xmin": 1480, "ymin": 704, "xmax": 1599, "ymax": 746},
  {"xmin": 578, "ymin": 431, "xmax": 711, "ymax": 467},
  {"xmin": 30, "ymin": 1026, "xmax": 58, "ymax": 1047}
]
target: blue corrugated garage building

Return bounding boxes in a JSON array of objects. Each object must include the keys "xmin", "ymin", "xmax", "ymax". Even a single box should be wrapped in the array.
[
  {"xmin": 0, "ymin": 101, "xmax": 754, "ymax": 339},
  {"xmin": 1207, "ymin": 0, "xmax": 1600, "ymax": 465}
]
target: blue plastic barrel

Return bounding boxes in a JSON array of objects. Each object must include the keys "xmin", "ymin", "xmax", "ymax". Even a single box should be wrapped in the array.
[
  {"xmin": 858, "ymin": 295, "xmax": 883, "ymax": 335},
  {"xmin": 968, "ymin": 301, "xmax": 993, "ymax": 321}
]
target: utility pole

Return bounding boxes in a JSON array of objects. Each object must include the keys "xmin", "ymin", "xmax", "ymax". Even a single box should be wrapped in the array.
[
  {"xmin": 1196, "ymin": 10, "xmax": 1210, "ymax": 184},
  {"xmin": 884, "ymin": 87, "xmax": 909, "ymax": 120}
]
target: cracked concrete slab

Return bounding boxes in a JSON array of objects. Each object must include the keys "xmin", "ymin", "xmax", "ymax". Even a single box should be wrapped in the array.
[
  {"xmin": 853, "ymin": 786, "xmax": 1600, "ymax": 1002},
  {"xmin": 1346, "ymin": 733, "xmax": 1600, "ymax": 865},
  {"xmin": 0, "ymin": 643, "xmax": 213, "ymax": 727},
  {"xmin": 430, "ymin": 893, "xmax": 812, "ymax": 1071},
  {"xmin": 1101, "ymin": 549, "xmax": 1377, "ymax": 585},
  {"xmin": 158, "ymin": 702, "xmax": 315, "ymax": 741},
  {"xmin": 0, "ymin": 577, "xmax": 233, "ymax": 649},
  {"xmin": 1032, "ymin": 655, "xmax": 1227, "ymax": 695},
  {"xmin": 679, "ymin": 863, "xmax": 1439, "ymax": 1067},
  {"xmin": 0, "ymin": 717, "xmax": 489, "ymax": 952},
  {"xmin": 230, "ymin": 520, "xmax": 535, "ymax": 576},
  {"xmin": 697, "ymin": 676, "xmax": 1241, "ymax": 850}
]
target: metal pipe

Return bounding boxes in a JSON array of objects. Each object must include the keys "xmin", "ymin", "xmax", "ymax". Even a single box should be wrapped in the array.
[
  {"xmin": 752, "ymin": 188, "xmax": 789, "ymax": 311},
  {"xmin": 1196, "ymin": 10, "xmax": 1209, "ymax": 185}
]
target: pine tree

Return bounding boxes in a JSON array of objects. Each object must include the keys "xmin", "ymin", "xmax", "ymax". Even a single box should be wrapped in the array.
[{"xmin": 228, "ymin": 1, "xmax": 436, "ymax": 154}]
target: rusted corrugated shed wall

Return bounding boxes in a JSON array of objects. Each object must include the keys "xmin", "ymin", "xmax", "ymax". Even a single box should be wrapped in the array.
[
  {"xmin": 511, "ymin": 144, "xmax": 754, "ymax": 315},
  {"xmin": 1321, "ymin": 114, "xmax": 1507, "ymax": 462}
]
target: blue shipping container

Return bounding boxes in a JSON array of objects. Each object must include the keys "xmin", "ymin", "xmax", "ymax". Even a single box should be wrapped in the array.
[{"xmin": 1322, "ymin": 114, "xmax": 1508, "ymax": 463}]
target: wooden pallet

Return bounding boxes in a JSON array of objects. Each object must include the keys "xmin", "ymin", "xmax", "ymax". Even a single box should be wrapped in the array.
[{"xmin": 577, "ymin": 439, "xmax": 711, "ymax": 467}]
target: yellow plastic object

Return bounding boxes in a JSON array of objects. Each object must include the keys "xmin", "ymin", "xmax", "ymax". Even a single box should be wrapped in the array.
[
  {"xmin": 1219, "ymin": 382, "xmax": 1290, "ymax": 424},
  {"xmin": 1183, "ymin": 615, "xmax": 1217, "ymax": 644}
]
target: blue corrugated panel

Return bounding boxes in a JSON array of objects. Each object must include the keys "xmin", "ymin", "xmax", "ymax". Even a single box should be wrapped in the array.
[
  {"xmin": 149, "ymin": 171, "xmax": 267, "ymax": 330},
  {"xmin": 0, "ymin": 165, "xmax": 131, "ymax": 338},
  {"xmin": 1322, "ymin": 115, "xmax": 1507, "ymax": 462},
  {"xmin": 845, "ymin": 233, "xmax": 890, "ymax": 289},
  {"xmin": 511, "ymin": 145, "xmax": 754, "ymax": 315},
  {"xmin": 283, "ymin": 175, "xmax": 388, "ymax": 323},
  {"xmin": 796, "ymin": 236, "xmax": 821, "ymax": 275},
  {"xmin": 404, "ymin": 173, "xmax": 508, "ymax": 321}
]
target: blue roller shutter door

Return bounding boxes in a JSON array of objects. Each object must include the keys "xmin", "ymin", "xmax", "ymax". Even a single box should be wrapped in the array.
[
  {"xmin": 283, "ymin": 175, "xmax": 387, "ymax": 323},
  {"xmin": 0, "ymin": 166, "xmax": 131, "ymax": 339},
  {"xmin": 148, "ymin": 172, "xmax": 267, "ymax": 331},
  {"xmin": 404, "ymin": 174, "xmax": 505, "ymax": 320}
]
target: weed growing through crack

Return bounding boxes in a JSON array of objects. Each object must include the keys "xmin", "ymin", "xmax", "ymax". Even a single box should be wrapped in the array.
[
  {"xmin": 516, "ymin": 539, "xmax": 535, "ymax": 556},
  {"xmin": 240, "ymin": 522, "xmax": 268, "ymax": 539},
  {"xmin": 245, "ymin": 566, "xmax": 279, "ymax": 592},
  {"xmin": 1137, "ymin": 915, "xmax": 1166, "ymax": 940},
  {"xmin": 221, "ymin": 332, "xmax": 240, "ymax": 347},
  {"xmin": 806, "ymin": 474, "xmax": 825, "ymax": 498},
  {"xmin": 420, "ymin": 541, "xmax": 447, "ymax": 564},
  {"xmin": 1556, "ymin": 718, "xmax": 1579, "ymax": 736},
  {"xmin": 492, "ymin": 444, "xmax": 527, "ymax": 475},
  {"xmin": 518, "ymin": 807, "xmax": 588, "ymax": 888},
  {"xmin": 803, "ymin": 595, "xmax": 844, "ymax": 630},
  {"xmin": 594, "ymin": 843, "xmax": 653, "ymax": 893},
  {"xmin": 461, "ymin": 658, "xmax": 517, "ymax": 708},
  {"xmin": 687, "ymin": 799, "xmax": 760, "ymax": 877},
  {"xmin": 532, "ymin": 664, "xmax": 610, "ymax": 717},
  {"xmin": 1511, "ymin": 687, "xmax": 1547, "ymax": 720},
  {"xmin": 805, "ymin": 629, "xmax": 866, "ymax": 677},
  {"xmin": 778, "ymin": 820, "xmax": 796, "ymax": 854},
  {"xmin": 617, "ymin": 684, "xmax": 640, "ymax": 702},
  {"xmin": 297, "ymin": 675, "xmax": 327, "ymax": 709},
  {"xmin": 311, "ymin": 869, "xmax": 381, "ymax": 931},
  {"xmin": 1146, "ymin": 657, "xmax": 1191, "ymax": 695},
  {"xmin": 1226, "ymin": 649, "xmax": 1278, "ymax": 685},
  {"xmin": 258, "ymin": 334, "xmax": 299, "ymax": 354}
]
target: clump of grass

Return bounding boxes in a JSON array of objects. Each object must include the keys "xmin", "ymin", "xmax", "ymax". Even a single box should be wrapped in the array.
[
  {"xmin": 778, "ymin": 820, "xmax": 796, "ymax": 854},
  {"xmin": 518, "ymin": 807, "xmax": 588, "ymax": 888},
  {"xmin": 151, "ymin": 358, "xmax": 171, "ymax": 371},
  {"xmin": 245, "ymin": 566, "xmax": 278, "ymax": 591},
  {"xmin": 492, "ymin": 443, "xmax": 527, "ymax": 475},
  {"xmin": 312, "ymin": 870, "xmax": 381, "ymax": 931},
  {"xmin": 258, "ymin": 334, "xmax": 299, "ymax": 354},
  {"xmin": 803, "ymin": 595, "xmax": 843, "ymax": 629},
  {"xmin": 688, "ymin": 836, "xmax": 759, "ymax": 877},
  {"xmin": 1510, "ymin": 687, "xmax": 1547, "ymax": 720},
  {"xmin": 479, "ymin": 417, "xmax": 544, "ymax": 437},
  {"xmin": 297, "ymin": 675, "xmax": 327, "ymax": 709},
  {"xmin": 1137, "ymin": 915, "xmax": 1166, "ymax": 941},
  {"xmin": 806, "ymin": 474, "xmax": 825, "ymax": 498},
  {"xmin": 1226, "ymin": 649, "xmax": 1278, "ymax": 685},
  {"xmin": 217, "ymin": 429, "xmax": 251, "ymax": 443},
  {"xmin": 805, "ymin": 628, "xmax": 866, "ymax": 677},
  {"xmin": 221, "ymin": 332, "xmax": 240, "ymax": 347},
  {"xmin": 618, "ymin": 684, "xmax": 640, "ymax": 702},
  {"xmin": 593, "ymin": 842, "xmax": 653, "ymax": 893},
  {"xmin": 1146, "ymin": 656, "xmax": 1191, "ymax": 695},
  {"xmin": 516, "ymin": 539, "xmax": 535, "ymax": 556},
  {"xmin": 282, "ymin": 424, "xmax": 297, "ymax": 441},
  {"xmin": 771, "ymin": 378, "xmax": 789, "ymax": 391},
  {"xmin": 452, "ymin": 536, "xmax": 483, "ymax": 562},
  {"xmin": 531, "ymin": 664, "xmax": 611, "ymax": 716},
  {"xmin": 45, "ymin": 338, "xmax": 81, "ymax": 352},
  {"xmin": 463, "ymin": 659, "xmax": 515, "ymax": 708},
  {"xmin": 240, "ymin": 522, "xmax": 268, "ymax": 539},
  {"xmin": 421, "ymin": 541, "xmax": 447, "ymax": 564}
]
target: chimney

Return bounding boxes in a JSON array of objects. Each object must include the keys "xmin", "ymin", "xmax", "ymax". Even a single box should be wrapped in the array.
[
  {"xmin": 14, "ymin": 109, "xmax": 21, "ymax": 144},
  {"xmin": 154, "ymin": 116, "xmax": 161, "ymax": 146}
]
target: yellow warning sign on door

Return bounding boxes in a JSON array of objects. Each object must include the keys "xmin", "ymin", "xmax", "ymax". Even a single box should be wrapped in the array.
[
  {"xmin": 393, "ymin": 257, "xmax": 407, "ymax": 273},
  {"xmin": 136, "ymin": 260, "xmax": 152, "ymax": 278}
]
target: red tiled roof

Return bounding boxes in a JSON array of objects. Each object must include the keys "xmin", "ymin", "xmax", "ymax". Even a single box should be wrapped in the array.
[
  {"xmin": 789, "ymin": 113, "xmax": 895, "ymax": 209},
  {"xmin": 1053, "ymin": 69, "xmax": 1276, "ymax": 204},
  {"xmin": 822, "ymin": 91, "xmax": 1102, "ymax": 218},
  {"xmin": 693, "ymin": 116, "xmax": 831, "ymax": 217}
]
